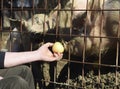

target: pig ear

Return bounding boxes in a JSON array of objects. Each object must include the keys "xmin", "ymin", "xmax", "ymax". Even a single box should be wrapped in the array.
[
  {"xmin": 48, "ymin": 3, "xmax": 61, "ymax": 19},
  {"xmin": 87, "ymin": 0, "xmax": 103, "ymax": 25}
]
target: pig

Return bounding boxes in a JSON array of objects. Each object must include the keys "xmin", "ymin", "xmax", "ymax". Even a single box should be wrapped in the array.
[
  {"xmin": 57, "ymin": 0, "xmax": 120, "ymax": 83},
  {"xmin": 9, "ymin": 0, "xmax": 87, "ymax": 32}
]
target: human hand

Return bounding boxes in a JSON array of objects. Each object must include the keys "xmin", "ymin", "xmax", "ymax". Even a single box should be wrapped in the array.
[{"xmin": 37, "ymin": 42, "xmax": 63, "ymax": 62}]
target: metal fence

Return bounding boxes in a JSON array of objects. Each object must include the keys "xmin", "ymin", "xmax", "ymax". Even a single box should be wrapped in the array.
[{"xmin": 0, "ymin": 0, "xmax": 120, "ymax": 89}]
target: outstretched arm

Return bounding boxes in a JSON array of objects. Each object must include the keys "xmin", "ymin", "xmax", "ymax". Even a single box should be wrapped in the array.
[{"xmin": 4, "ymin": 42, "xmax": 63, "ymax": 68}]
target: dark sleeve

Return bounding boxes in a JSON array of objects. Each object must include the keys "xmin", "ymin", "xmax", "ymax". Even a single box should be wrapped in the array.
[{"xmin": 0, "ymin": 52, "xmax": 5, "ymax": 68}]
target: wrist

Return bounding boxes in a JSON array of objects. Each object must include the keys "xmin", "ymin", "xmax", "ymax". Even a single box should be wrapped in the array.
[{"xmin": 32, "ymin": 50, "xmax": 42, "ymax": 61}]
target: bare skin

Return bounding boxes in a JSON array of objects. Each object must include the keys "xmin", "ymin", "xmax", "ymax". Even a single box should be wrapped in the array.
[{"xmin": 4, "ymin": 42, "xmax": 63, "ymax": 68}]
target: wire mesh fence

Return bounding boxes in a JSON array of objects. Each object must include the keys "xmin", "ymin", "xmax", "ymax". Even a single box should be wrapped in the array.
[{"xmin": 0, "ymin": 0, "xmax": 120, "ymax": 89}]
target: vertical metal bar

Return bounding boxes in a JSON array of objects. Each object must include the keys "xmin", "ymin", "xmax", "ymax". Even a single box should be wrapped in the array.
[
  {"xmin": 9, "ymin": 0, "xmax": 13, "ymax": 52},
  {"xmin": 0, "ymin": 0, "xmax": 3, "ymax": 31},
  {"xmin": 98, "ymin": 0, "xmax": 105, "ymax": 88},
  {"xmin": 115, "ymin": 7, "xmax": 120, "ymax": 86},
  {"xmin": 81, "ymin": 0, "xmax": 89, "ymax": 88}
]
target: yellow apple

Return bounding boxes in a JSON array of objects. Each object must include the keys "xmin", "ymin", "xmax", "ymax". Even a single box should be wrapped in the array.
[{"xmin": 52, "ymin": 42, "xmax": 64, "ymax": 53}]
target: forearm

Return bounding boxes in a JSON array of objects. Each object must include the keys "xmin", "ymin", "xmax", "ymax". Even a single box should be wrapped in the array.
[
  {"xmin": 4, "ymin": 50, "xmax": 40, "ymax": 68},
  {"xmin": 3, "ymin": 42, "xmax": 63, "ymax": 68}
]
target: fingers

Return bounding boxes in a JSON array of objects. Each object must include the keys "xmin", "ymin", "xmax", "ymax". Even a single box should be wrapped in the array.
[
  {"xmin": 43, "ymin": 42, "xmax": 63, "ymax": 61},
  {"xmin": 0, "ymin": 76, "xmax": 3, "ymax": 80},
  {"xmin": 45, "ymin": 42, "xmax": 54, "ymax": 47},
  {"xmin": 53, "ymin": 52, "xmax": 63, "ymax": 60}
]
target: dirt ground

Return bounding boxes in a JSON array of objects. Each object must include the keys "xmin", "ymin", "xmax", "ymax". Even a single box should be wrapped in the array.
[{"xmin": 41, "ymin": 58, "xmax": 120, "ymax": 89}]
